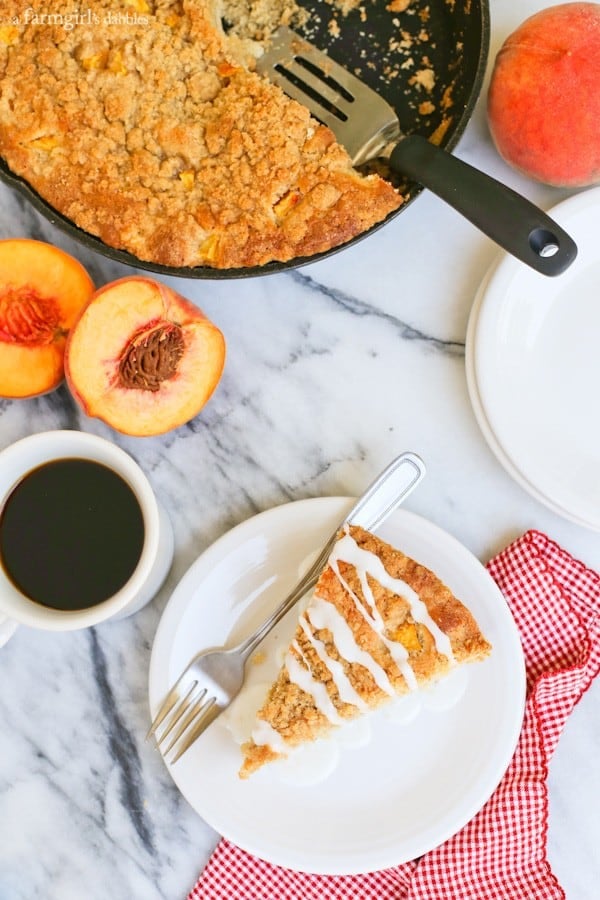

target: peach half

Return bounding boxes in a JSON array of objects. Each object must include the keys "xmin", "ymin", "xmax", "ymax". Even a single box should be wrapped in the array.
[
  {"xmin": 64, "ymin": 277, "xmax": 226, "ymax": 437},
  {"xmin": 0, "ymin": 239, "xmax": 94, "ymax": 398}
]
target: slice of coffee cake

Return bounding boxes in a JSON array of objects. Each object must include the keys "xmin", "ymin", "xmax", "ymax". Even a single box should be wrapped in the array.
[{"xmin": 240, "ymin": 524, "xmax": 491, "ymax": 777}]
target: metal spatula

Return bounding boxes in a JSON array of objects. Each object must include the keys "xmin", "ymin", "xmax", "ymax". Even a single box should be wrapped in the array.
[{"xmin": 256, "ymin": 28, "xmax": 577, "ymax": 277}]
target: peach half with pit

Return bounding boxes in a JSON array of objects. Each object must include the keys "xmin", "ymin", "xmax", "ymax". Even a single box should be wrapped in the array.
[
  {"xmin": 487, "ymin": 3, "xmax": 600, "ymax": 187},
  {"xmin": 0, "ymin": 239, "xmax": 94, "ymax": 398},
  {"xmin": 64, "ymin": 277, "xmax": 226, "ymax": 437}
]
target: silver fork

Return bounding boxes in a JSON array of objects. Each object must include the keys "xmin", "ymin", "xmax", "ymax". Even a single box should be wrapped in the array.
[
  {"xmin": 147, "ymin": 450, "xmax": 425, "ymax": 763},
  {"xmin": 255, "ymin": 27, "xmax": 577, "ymax": 277}
]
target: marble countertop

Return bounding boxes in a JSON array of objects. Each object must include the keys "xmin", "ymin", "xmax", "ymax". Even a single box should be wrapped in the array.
[{"xmin": 1, "ymin": 2, "xmax": 599, "ymax": 897}]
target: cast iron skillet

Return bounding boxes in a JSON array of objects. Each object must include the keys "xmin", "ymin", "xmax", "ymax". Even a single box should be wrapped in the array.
[{"xmin": 0, "ymin": 0, "xmax": 490, "ymax": 279}]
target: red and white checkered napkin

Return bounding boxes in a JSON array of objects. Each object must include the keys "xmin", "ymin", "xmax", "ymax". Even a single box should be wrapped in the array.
[{"xmin": 189, "ymin": 530, "xmax": 600, "ymax": 900}]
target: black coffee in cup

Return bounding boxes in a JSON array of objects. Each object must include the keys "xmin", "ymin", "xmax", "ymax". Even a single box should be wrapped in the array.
[{"xmin": 0, "ymin": 458, "xmax": 145, "ymax": 611}]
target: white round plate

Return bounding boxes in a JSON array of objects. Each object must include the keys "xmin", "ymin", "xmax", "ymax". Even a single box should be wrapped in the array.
[
  {"xmin": 468, "ymin": 188, "xmax": 600, "ymax": 531},
  {"xmin": 149, "ymin": 498, "xmax": 525, "ymax": 875},
  {"xmin": 465, "ymin": 264, "xmax": 594, "ymax": 529}
]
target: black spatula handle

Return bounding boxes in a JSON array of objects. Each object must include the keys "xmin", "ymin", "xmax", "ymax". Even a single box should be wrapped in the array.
[{"xmin": 390, "ymin": 134, "xmax": 577, "ymax": 276}]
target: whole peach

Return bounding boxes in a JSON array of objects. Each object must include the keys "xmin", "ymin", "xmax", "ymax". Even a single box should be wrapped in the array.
[{"xmin": 487, "ymin": 3, "xmax": 600, "ymax": 187}]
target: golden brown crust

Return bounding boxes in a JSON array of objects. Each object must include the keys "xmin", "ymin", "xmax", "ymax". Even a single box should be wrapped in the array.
[
  {"xmin": 0, "ymin": 1, "xmax": 401, "ymax": 269},
  {"xmin": 240, "ymin": 525, "xmax": 491, "ymax": 777}
]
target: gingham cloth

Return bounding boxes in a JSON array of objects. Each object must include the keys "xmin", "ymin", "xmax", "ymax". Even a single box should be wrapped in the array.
[{"xmin": 189, "ymin": 530, "xmax": 600, "ymax": 900}]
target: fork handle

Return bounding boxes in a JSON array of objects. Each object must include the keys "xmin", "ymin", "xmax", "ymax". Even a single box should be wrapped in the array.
[
  {"xmin": 238, "ymin": 451, "xmax": 426, "ymax": 659},
  {"xmin": 389, "ymin": 134, "xmax": 577, "ymax": 277},
  {"xmin": 238, "ymin": 549, "xmax": 330, "ymax": 659}
]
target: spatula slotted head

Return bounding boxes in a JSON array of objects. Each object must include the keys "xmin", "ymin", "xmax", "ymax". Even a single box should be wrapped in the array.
[{"xmin": 256, "ymin": 27, "xmax": 401, "ymax": 165}]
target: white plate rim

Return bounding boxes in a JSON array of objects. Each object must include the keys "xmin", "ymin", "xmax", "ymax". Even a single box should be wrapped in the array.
[
  {"xmin": 465, "ymin": 260, "xmax": 596, "ymax": 529},
  {"xmin": 148, "ymin": 498, "xmax": 526, "ymax": 874},
  {"xmin": 466, "ymin": 187, "xmax": 600, "ymax": 532}
]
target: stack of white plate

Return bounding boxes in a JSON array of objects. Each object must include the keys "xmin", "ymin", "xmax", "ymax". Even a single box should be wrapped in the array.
[{"xmin": 466, "ymin": 187, "xmax": 600, "ymax": 532}]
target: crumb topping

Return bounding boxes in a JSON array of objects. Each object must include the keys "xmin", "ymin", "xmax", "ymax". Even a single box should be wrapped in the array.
[{"xmin": 0, "ymin": 0, "xmax": 403, "ymax": 268}]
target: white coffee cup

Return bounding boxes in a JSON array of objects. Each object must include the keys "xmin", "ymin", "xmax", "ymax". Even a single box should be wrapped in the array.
[{"xmin": 0, "ymin": 430, "xmax": 174, "ymax": 645}]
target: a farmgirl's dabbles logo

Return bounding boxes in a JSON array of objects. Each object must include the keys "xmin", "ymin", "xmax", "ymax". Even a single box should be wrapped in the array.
[{"xmin": 4, "ymin": 7, "xmax": 150, "ymax": 29}]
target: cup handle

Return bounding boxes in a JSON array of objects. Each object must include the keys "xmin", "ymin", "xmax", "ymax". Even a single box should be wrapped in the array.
[{"xmin": 0, "ymin": 615, "xmax": 18, "ymax": 647}]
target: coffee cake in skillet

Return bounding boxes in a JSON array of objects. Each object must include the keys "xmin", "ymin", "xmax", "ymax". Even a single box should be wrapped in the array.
[
  {"xmin": 240, "ymin": 525, "xmax": 491, "ymax": 777},
  {"xmin": 0, "ymin": 1, "xmax": 401, "ymax": 269}
]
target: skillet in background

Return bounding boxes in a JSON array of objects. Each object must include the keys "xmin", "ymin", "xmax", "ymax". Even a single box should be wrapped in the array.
[{"xmin": 0, "ymin": 0, "xmax": 489, "ymax": 278}]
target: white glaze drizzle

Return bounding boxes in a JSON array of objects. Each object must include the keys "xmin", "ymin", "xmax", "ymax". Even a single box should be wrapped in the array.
[
  {"xmin": 285, "ymin": 641, "xmax": 344, "ymax": 725},
  {"xmin": 307, "ymin": 596, "xmax": 395, "ymax": 696},
  {"xmin": 331, "ymin": 529, "xmax": 455, "ymax": 665},
  {"xmin": 251, "ymin": 529, "xmax": 456, "ymax": 752},
  {"xmin": 251, "ymin": 719, "xmax": 288, "ymax": 754},
  {"xmin": 328, "ymin": 551, "xmax": 418, "ymax": 690},
  {"xmin": 299, "ymin": 612, "xmax": 369, "ymax": 712}
]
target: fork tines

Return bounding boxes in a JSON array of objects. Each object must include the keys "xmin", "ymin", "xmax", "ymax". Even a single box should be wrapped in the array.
[{"xmin": 148, "ymin": 680, "xmax": 219, "ymax": 764}]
